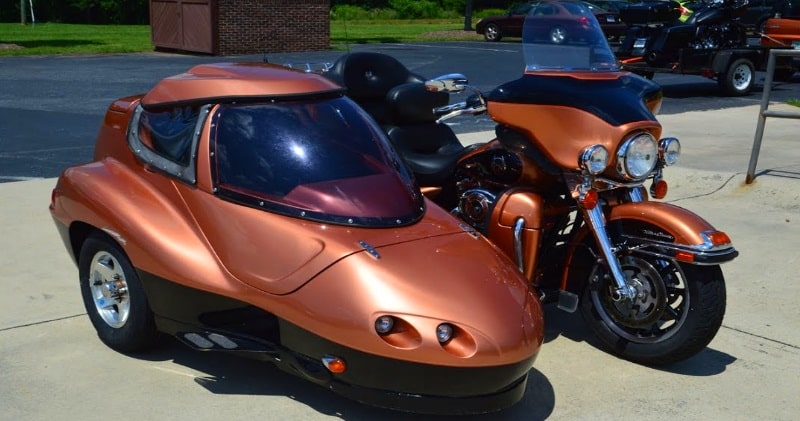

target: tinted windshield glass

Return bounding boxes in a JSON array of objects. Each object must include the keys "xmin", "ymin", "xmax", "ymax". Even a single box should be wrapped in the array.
[
  {"xmin": 211, "ymin": 97, "xmax": 424, "ymax": 227},
  {"xmin": 523, "ymin": 0, "xmax": 618, "ymax": 72}
]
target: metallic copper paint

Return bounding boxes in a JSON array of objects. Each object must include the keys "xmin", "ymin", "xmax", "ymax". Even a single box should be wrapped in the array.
[
  {"xmin": 51, "ymin": 63, "xmax": 544, "ymax": 370},
  {"xmin": 141, "ymin": 63, "xmax": 343, "ymax": 108},
  {"xmin": 607, "ymin": 201, "xmax": 724, "ymax": 246},
  {"xmin": 487, "ymin": 101, "xmax": 662, "ymax": 171},
  {"xmin": 488, "ymin": 189, "xmax": 544, "ymax": 281}
]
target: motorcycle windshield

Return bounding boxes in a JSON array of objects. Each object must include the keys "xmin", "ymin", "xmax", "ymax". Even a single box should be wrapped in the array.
[
  {"xmin": 522, "ymin": 1, "xmax": 618, "ymax": 72},
  {"xmin": 210, "ymin": 96, "xmax": 424, "ymax": 227}
]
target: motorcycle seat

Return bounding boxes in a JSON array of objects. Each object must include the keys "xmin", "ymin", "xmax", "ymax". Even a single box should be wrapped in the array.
[
  {"xmin": 383, "ymin": 82, "xmax": 472, "ymax": 186},
  {"xmin": 325, "ymin": 52, "xmax": 425, "ymax": 124}
]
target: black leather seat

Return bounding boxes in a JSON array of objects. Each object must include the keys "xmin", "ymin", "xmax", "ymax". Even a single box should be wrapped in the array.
[{"xmin": 326, "ymin": 52, "xmax": 471, "ymax": 187}]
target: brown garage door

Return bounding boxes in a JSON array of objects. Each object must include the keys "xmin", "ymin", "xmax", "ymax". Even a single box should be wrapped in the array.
[{"xmin": 151, "ymin": 0, "xmax": 215, "ymax": 54}]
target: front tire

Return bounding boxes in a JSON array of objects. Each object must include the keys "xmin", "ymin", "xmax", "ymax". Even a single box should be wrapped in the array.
[
  {"xmin": 579, "ymin": 255, "xmax": 726, "ymax": 365},
  {"xmin": 79, "ymin": 233, "xmax": 158, "ymax": 353}
]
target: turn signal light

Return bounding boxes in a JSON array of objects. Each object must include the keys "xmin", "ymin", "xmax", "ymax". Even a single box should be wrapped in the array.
[
  {"xmin": 580, "ymin": 189, "xmax": 599, "ymax": 210},
  {"xmin": 706, "ymin": 231, "xmax": 732, "ymax": 246},
  {"xmin": 651, "ymin": 179, "xmax": 668, "ymax": 199},
  {"xmin": 322, "ymin": 355, "xmax": 347, "ymax": 374}
]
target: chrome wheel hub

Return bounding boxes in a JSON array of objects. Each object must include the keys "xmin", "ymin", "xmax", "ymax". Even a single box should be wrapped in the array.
[{"xmin": 88, "ymin": 251, "xmax": 131, "ymax": 328}]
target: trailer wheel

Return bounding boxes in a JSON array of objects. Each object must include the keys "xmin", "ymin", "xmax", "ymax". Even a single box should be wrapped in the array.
[{"xmin": 718, "ymin": 58, "xmax": 754, "ymax": 96}]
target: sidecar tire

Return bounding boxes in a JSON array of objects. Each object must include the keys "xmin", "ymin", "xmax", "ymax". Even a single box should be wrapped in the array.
[
  {"xmin": 580, "ymin": 261, "xmax": 726, "ymax": 365},
  {"xmin": 79, "ymin": 233, "xmax": 158, "ymax": 353},
  {"xmin": 484, "ymin": 23, "xmax": 502, "ymax": 42},
  {"xmin": 719, "ymin": 58, "xmax": 754, "ymax": 96}
]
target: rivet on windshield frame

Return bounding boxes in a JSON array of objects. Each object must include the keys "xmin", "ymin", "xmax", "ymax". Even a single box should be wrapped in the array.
[
  {"xmin": 348, "ymin": 218, "xmax": 354, "ymax": 224},
  {"xmin": 300, "ymin": 211, "xmax": 306, "ymax": 217},
  {"xmin": 210, "ymin": 151, "xmax": 215, "ymax": 157},
  {"xmin": 259, "ymin": 201, "xmax": 265, "ymax": 206},
  {"xmin": 396, "ymin": 219, "xmax": 402, "ymax": 224},
  {"xmin": 213, "ymin": 188, "xmax": 218, "ymax": 193}
]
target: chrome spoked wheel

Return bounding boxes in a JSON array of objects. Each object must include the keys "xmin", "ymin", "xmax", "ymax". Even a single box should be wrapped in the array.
[{"xmin": 88, "ymin": 251, "xmax": 131, "ymax": 329}]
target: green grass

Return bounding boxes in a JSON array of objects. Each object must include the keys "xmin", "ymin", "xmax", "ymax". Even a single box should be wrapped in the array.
[
  {"xmin": 788, "ymin": 98, "xmax": 800, "ymax": 107},
  {"xmin": 1, "ymin": 20, "xmax": 481, "ymax": 56},
  {"xmin": 0, "ymin": 23, "xmax": 152, "ymax": 56}
]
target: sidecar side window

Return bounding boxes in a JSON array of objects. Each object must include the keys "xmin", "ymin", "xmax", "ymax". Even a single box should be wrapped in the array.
[{"xmin": 128, "ymin": 103, "xmax": 208, "ymax": 184}]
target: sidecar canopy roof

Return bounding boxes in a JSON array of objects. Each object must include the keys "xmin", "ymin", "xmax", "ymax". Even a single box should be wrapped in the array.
[{"xmin": 141, "ymin": 62, "xmax": 344, "ymax": 109}]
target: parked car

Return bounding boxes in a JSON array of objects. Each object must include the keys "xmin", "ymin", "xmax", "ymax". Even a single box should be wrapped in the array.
[{"xmin": 476, "ymin": 0, "xmax": 627, "ymax": 42}]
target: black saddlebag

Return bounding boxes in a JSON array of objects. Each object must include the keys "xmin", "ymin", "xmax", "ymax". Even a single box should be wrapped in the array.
[{"xmin": 620, "ymin": 1, "xmax": 681, "ymax": 24}]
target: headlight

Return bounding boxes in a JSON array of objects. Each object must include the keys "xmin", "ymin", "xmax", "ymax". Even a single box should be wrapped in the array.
[
  {"xmin": 617, "ymin": 133, "xmax": 658, "ymax": 180},
  {"xmin": 436, "ymin": 323, "xmax": 454, "ymax": 343},
  {"xmin": 579, "ymin": 145, "xmax": 609, "ymax": 175},
  {"xmin": 374, "ymin": 316, "xmax": 395, "ymax": 334},
  {"xmin": 659, "ymin": 137, "xmax": 681, "ymax": 166}
]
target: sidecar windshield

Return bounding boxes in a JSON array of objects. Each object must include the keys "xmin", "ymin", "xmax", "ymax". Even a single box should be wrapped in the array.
[
  {"xmin": 522, "ymin": 0, "xmax": 618, "ymax": 72},
  {"xmin": 210, "ymin": 96, "xmax": 424, "ymax": 227}
]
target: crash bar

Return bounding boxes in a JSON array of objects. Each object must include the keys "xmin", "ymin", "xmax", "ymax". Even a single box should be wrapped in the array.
[{"xmin": 747, "ymin": 49, "xmax": 800, "ymax": 184}]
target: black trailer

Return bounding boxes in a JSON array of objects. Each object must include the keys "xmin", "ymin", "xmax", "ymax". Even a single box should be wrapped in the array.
[{"xmin": 619, "ymin": 45, "xmax": 796, "ymax": 96}]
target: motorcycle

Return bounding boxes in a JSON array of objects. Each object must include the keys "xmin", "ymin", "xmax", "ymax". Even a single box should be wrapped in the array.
[
  {"xmin": 617, "ymin": 0, "xmax": 750, "ymax": 67},
  {"xmin": 324, "ymin": 0, "xmax": 738, "ymax": 365}
]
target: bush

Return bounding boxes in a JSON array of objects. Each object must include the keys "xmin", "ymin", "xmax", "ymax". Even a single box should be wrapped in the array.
[
  {"xmin": 389, "ymin": 0, "xmax": 440, "ymax": 19},
  {"xmin": 475, "ymin": 8, "xmax": 509, "ymax": 18}
]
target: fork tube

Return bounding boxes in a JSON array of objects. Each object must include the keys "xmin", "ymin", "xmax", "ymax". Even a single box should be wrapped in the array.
[{"xmin": 581, "ymin": 204, "xmax": 634, "ymax": 301}]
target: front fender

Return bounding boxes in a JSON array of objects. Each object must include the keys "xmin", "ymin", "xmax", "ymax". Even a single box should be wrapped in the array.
[
  {"xmin": 607, "ymin": 201, "xmax": 738, "ymax": 265},
  {"xmin": 561, "ymin": 201, "xmax": 738, "ymax": 292}
]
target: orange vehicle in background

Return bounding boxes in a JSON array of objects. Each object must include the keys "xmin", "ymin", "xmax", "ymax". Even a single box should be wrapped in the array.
[{"xmin": 49, "ymin": 63, "xmax": 545, "ymax": 414}]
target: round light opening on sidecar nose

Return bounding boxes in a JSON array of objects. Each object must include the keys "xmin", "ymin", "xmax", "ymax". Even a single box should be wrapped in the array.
[
  {"xmin": 436, "ymin": 323, "xmax": 454, "ymax": 344},
  {"xmin": 375, "ymin": 316, "xmax": 395, "ymax": 335}
]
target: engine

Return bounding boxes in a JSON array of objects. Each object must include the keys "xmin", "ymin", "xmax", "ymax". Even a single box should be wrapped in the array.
[{"xmin": 454, "ymin": 149, "xmax": 523, "ymax": 232}]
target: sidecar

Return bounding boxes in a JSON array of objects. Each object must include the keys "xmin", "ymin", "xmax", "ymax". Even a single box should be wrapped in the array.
[{"xmin": 49, "ymin": 62, "xmax": 544, "ymax": 414}]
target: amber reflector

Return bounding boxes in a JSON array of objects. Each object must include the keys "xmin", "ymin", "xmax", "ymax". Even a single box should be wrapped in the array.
[
  {"xmin": 651, "ymin": 180, "xmax": 668, "ymax": 199},
  {"xmin": 675, "ymin": 251, "xmax": 694, "ymax": 262},
  {"xmin": 580, "ymin": 189, "xmax": 599, "ymax": 210},
  {"xmin": 321, "ymin": 355, "xmax": 347, "ymax": 374}
]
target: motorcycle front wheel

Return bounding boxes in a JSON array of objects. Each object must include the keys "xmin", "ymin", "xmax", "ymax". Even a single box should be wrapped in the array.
[{"xmin": 579, "ymin": 254, "xmax": 726, "ymax": 365}]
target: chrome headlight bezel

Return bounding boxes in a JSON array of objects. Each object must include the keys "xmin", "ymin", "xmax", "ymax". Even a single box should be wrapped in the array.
[
  {"xmin": 579, "ymin": 144, "xmax": 609, "ymax": 175},
  {"xmin": 659, "ymin": 137, "xmax": 681, "ymax": 166},
  {"xmin": 616, "ymin": 132, "xmax": 658, "ymax": 180}
]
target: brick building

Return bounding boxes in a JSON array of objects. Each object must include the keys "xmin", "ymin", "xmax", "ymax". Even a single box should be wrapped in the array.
[{"xmin": 150, "ymin": 0, "xmax": 330, "ymax": 56}]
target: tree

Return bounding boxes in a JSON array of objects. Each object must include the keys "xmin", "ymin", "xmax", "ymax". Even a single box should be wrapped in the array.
[{"xmin": 463, "ymin": 0, "xmax": 473, "ymax": 30}]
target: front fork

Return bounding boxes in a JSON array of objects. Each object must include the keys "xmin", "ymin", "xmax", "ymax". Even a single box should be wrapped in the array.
[{"xmin": 574, "ymin": 181, "xmax": 644, "ymax": 305}]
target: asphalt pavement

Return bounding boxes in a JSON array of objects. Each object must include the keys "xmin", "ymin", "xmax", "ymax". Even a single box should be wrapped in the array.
[{"xmin": 1, "ymin": 50, "xmax": 799, "ymax": 420}]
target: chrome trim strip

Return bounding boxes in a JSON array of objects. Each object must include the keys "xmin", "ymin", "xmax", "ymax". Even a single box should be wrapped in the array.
[
  {"xmin": 358, "ymin": 241, "xmax": 381, "ymax": 260},
  {"xmin": 513, "ymin": 218, "xmax": 525, "ymax": 272}
]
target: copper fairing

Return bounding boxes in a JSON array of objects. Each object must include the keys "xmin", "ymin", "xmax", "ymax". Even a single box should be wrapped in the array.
[{"xmin": 488, "ymin": 101, "xmax": 662, "ymax": 171}]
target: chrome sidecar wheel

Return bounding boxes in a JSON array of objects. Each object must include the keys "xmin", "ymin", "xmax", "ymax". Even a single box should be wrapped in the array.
[
  {"xmin": 580, "ymin": 255, "xmax": 726, "ymax": 365},
  {"xmin": 79, "ymin": 233, "xmax": 158, "ymax": 353}
]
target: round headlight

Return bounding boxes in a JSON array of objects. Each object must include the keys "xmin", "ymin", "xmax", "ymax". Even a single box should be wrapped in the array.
[
  {"xmin": 659, "ymin": 137, "xmax": 681, "ymax": 166},
  {"xmin": 579, "ymin": 145, "xmax": 609, "ymax": 175},
  {"xmin": 375, "ymin": 316, "xmax": 395, "ymax": 335},
  {"xmin": 436, "ymin": 323, "xmax": 454, "ymax": 344},
  {"xmin": 617, "ymin": 133, "xmax": 658, "ymax": 180}
]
